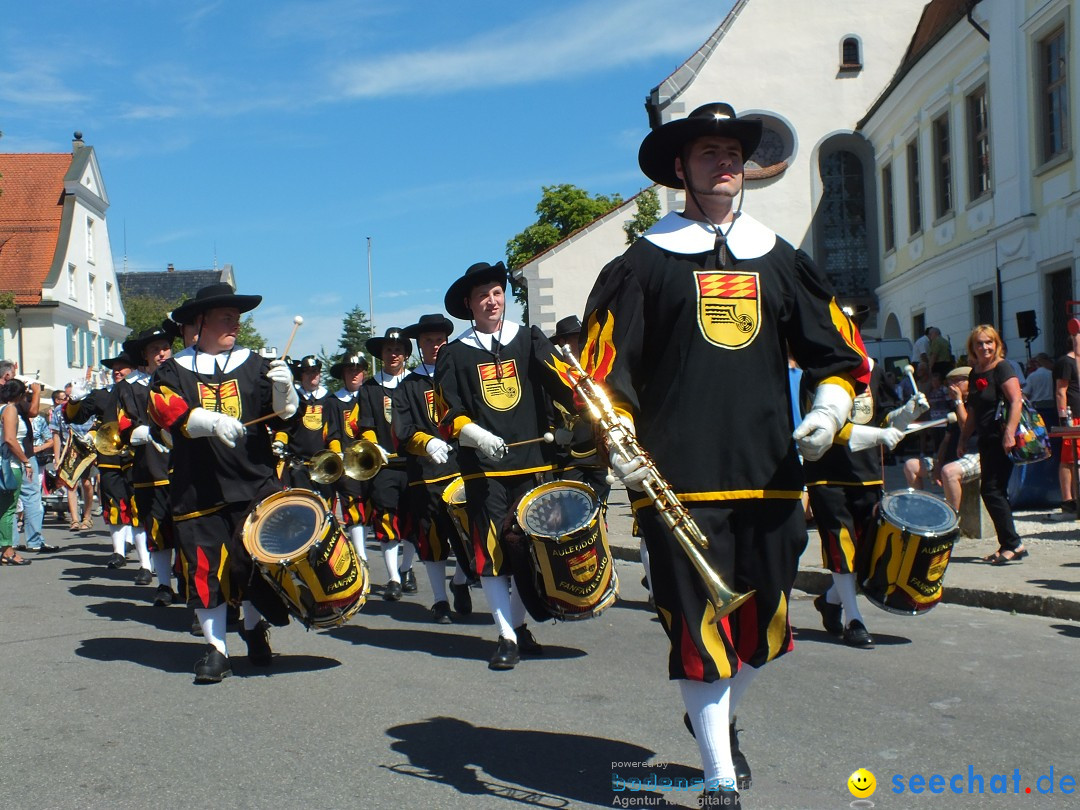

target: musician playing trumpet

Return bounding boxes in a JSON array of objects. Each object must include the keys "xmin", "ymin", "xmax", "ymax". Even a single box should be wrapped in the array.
[
  {"xmin": 582, "ymin": 103, "xmax": 869, "ymax": 807},
  {"xmin": 149, "ymin": 283, "xmax": 299, "ymax": 683}
]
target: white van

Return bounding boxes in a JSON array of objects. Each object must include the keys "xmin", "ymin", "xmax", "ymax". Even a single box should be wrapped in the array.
[{"xmin": 862, "ymin": 338, "xmax": 914, "ymax": 380}]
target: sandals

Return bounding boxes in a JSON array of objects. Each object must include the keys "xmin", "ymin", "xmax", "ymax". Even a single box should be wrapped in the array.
[
  {"xmin": 1, "ymin": 551, "xmax": 31, "ymax": 566},
  {"xmin": 79, "ymin": 517, "xmax": 94, "ymax": 530},
  {"xmin": 991, "ymin": 548, "xmax": 1028, "ymax": 566},
  {"xmin": 69, "ymin": 520, "xmax": 81, "ymax": 531}
]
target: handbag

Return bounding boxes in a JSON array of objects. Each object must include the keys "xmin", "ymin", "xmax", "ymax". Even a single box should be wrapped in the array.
[
  {"xmin": 993, "ymin": 368, "xmax": 1051, "ymax": 465},
  {"xmin": 0, "ymin": 405, "xmax": 20, "ymax": 491}
]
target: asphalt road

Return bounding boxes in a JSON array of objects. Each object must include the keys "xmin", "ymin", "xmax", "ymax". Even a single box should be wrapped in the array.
[{"xmin": 1, "ymin": 520, "xmax": 1078, "ymax": 810}]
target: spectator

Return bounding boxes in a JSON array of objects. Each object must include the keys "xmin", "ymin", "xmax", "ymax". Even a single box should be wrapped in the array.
[
  {"xmin": 1, "ymin": 380, "xmax": 33, "ymax": 565},
  {"xmin": 1053, "ymin": 331, "xmax": 1080, "ymax": 517},
  {"xmin": 927, "ymin": 327, "xmax": 953, "ymax": 376},
  {"xmin": 903, "ymin": 367, "xmax": 978, "ymax": 510},
  {"xmin": 911, "ymin": 328, "xmax": 931, "ymax": 365},
  {"xmin": 49, "ymin": 386, "xmax": 95, "ymax": 530},
  {"xmin": 1022, "ymin": 353, "xmax": 1054, "ymax": 407},
  {"xmin": 6, "ymin": 373, "xmax": 51, "ymax": 553},
  {"xmin": 958, "ymin": 325, "xmax": 1026, "ymax": 565}
]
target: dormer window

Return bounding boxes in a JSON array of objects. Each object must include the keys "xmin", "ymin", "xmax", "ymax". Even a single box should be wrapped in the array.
[{"xmin": 840, "ymin": 37, "xmax": 862, "ymax": 72}]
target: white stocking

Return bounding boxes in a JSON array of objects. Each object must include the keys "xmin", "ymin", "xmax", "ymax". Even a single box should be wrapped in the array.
[
  {"xmin": 424, "ymin": 560, "xmax": 448, "ymax": 603},
  {"xmin": 151, "ymin": 550, "xmax": 172, "ymax": 587},
  {"xmin": 381, "ymin": 541, "xmax": 401, "ymax": 582},
  {"xmin": 728, "ymin": 664, "xmax": 759, "ymax": 719},
  {"xmin": 480, "ymin": 576, "xmax": 516, "ymax": 641},
  {"xmin": 831, "ymin": 572, "xmax": 864, "ymax": 627},
  {"xmin": 133, "ymin": 527, "xmax": 151, "ymax": 569},
  {"xmin": 680, "ymin": 679, "xmax": 736, "ymax": 791},
  {"xmin": 196, "ymin": 604, "xmax": 228, "ymax": 655},
  {"xmin": 348, "ymin": 525, "xmax": 367, "ymax": 561}
]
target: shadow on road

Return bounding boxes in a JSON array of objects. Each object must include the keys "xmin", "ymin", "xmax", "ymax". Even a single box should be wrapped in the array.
[
  {"xmin": 792, "ymin": 625, "xmax": 913, "ymax": 647},
  {"xmin": 327, "ymin": 625, "xmax": 587, "ymax": 663},
  {"xmin": 385, "ymin": 716, "xmax": 672, "ymax": 808},
  {"xmin": 76, "ymin": 636, "xmax": 342, "ymax": 676}
]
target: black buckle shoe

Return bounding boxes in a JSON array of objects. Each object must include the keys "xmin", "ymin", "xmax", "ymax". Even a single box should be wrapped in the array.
[
  {"xmin": 400, "ymin": 568, "xmax": 418, "ymax": 593},
  {"xmin": 488, "ymin": 637, "xmax": 519, "ymax": 670},
  {"xmin": 239, "ymin": 620, "xmax": 274, "ymax": 667},
  {"xmin": 106, "ymin": 553, "xmax": 127, "ymax": 569},
  {"xmin": 153, "ymin": 585, "xmax": 175, "ymax": 607},
  {"xmin": 29, "ymin": 543, "xmax": 61, "ymax": 554},
  {"xmin": 514, "ymin": 624, "xmax": 543, "ymax": 656},
  {"xmin": 384, "ymin": 580, "xmax": 403, "ymax": 601},
  {"xmin": 730, "ymin": 717, "xmax": 752, "ymax": 791},
  {"xmin": 813, "ymin": 593, "xmax": 844, "ymax": 637},
  {"xmin": 134, "ymin": 567, "xmax": 153, "ymax": 585},
  {"xmin": 451, "ymin": 582, "xmax": 473, "ymax": 616},
  {"xmin": 843, "ymin": 619, "xmax": 875, "ymax": 649},
  {"xmin": 430, "ymin": 600, "xmax": 452, "ymax": 624},
  {"xmin": 194, "ymin": 646, "xmax": 232, "ymax": 683}
]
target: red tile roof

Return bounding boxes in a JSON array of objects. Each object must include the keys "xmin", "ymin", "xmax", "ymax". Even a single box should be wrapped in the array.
[{"xmin": 0, "ymin": 153, "xmax": 72, "ymax": 306}]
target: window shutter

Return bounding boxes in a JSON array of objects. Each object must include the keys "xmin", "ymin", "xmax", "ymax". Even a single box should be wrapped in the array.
[{"xmin": 67, "ymin": 326, "xmax": 75, "ymax": 365}]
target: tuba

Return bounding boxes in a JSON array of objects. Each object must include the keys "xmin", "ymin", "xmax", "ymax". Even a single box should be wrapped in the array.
[{"xmin": 555, "ymin": 345, "xmax": 753, "ymax": 621}]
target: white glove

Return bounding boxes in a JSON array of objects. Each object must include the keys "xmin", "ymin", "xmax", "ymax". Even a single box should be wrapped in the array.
[
  {"xmin": 267, "ymin": 360, "xmax": 299, "ymax": 419},
  {"xmin": 886, "ymin": 392, "xmax": 930, "ymax": 431},
  {"xmin": 184, "ymin": 407, "xmax": 245, "ymax": 448},
  {"xmin": 552, "ymin": 428, "xmax": 574, "ymax": 446},
  {"xmin": 130, "ymin": 425, "xmax": 151, "ymax": 446},
  {"xmin": 793, "ymin": 383, "xmax": 853, "ymax": 461},
  {"xmin": 70, "ymin": 381, "xmax": 90, "ymax": 400},
  {"xmin": 848, "ymin": 425, "xmax": 905, "ymax": 453},
  {"xmin": 608, "ymin": 445, "xmax": 650, "ymax": 488},
  {"xmin": 458, "ymin": 422, "xmax": 507, "ymax": 460},
  {"xmin": 372, "ymin": 443, "xmax": 391, "ymax": 465},
  {"xmin": 425, "ymin": 437, "xmax": 451, "ymax": 465}
]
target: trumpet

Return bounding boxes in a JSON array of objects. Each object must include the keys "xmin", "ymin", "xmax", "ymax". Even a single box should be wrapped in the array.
[
  {"xmin": 556, "ymin": 345, "xmax": 753, "ymax": 621},
  {"xmin": 342, "ymin": 440, "xmax": 398, "ymax": 482},
  {"xmin": 306, "ymin": 450, "xmax": 345, "ymax": 485}
]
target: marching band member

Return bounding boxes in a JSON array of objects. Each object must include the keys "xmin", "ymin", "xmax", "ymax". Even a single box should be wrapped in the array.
[
  {"xmin": 434, "ymin": 261, "xmax": 576, "ymax": 670},
  {"xmin": 804, "ymin": 306, "xmax": 926, "ymax": 649},
  {"xmin": 328, "ymin": 352, "xmax": 370, "ymax": 562},
  {"xmin": 149, "ymin": 283, "xmax": 298, "ymax": 683},
  {"xmin": 581, "ymin": 103, "xmax": 868, "ymax": 806},
  {"xmin": 66, "ymin": 352, "xmax": 138, "ymax": 569},
  {"xmin": 273, "ymin": 355, "xmax": 339, "ymax": 499},
  {"xmin": 360, "ymin": 328, "xmax": 415, "ymax": 601},
  {"xmin": 394, "ymin": 313, "xmax": 473, "ymax": 623},
  {"xmin": 117, "ymin": 322, "xmax": 181, "ymax": 603}
]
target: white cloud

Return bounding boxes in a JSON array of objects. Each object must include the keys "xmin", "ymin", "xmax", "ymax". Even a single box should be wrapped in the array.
[{"xmin": 328, "ymin": 0, "xmax": 722, "ymax": 99}]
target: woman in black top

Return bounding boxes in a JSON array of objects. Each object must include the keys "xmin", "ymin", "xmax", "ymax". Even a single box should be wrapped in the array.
[{"xmin": 958, "ymin": 324, "xmax": 1026, "ymax": 563}]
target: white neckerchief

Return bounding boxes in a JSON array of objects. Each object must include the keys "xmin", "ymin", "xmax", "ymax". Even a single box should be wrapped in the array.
[
  {"xmin": 643, "ymin": 211, "xmax": 776, "ymax": 258},
  {"xmin": 336, "ymin": 387, "xmax": 360, "ymax": 403},
  {"xmin": 374, "ymin": 370, "xmax": 407, "ymax": 390},
  {"xmin": 299, "ymin": 385, "xmax": 327, "ymax": 402},
  {"xmin": 172, "ymin": 346, "xmax": 252, "ymax": 375},
  {"xmin": 454, "ymin": 321, "xmax": 521, "ymax": 351},
  {"xmin": 413, "ymin": 363, "xmax": 436, "ymax": 379}
]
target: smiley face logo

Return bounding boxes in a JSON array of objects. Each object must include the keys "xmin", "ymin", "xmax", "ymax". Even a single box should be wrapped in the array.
[{"xmin": 848, "ymin": 768, "xmax": 876, "ymax": 798}]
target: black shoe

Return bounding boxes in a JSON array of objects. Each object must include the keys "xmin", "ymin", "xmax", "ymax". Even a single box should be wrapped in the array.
[
  {"xmin": 384, "ymin": 580, "xmax": 402, "ymax": 601},
  {"xmin": 153, "ymin": 585, "xmax": 175, "ymax": 607},
  {"xmin": 106, "ymin": 553, "xmax": 127, "ymax": 569},
  {"xmin": 193, "ymin": 646, "xmax": 232, "ymax": 683},
  {"xmin": 489, "ymin": 637, "xmax": 519, "ymax": 671},
  {"xmin": 843, "ymin": 619, "xmax": 875, "ymax": 649},
  {"xmin": 28, "ymin": 543, "xmax": 60, "ymax": 554},
  {"xmin": 730, "ymin": 717, "xmax": 752, "ymax": 791},
  {"xmin": 451, "ymin": 582, "xmax": 473, "ymax": 616},
  {"xmin": 514, "ymin": 624, "xmax": 543, "ymax": 656},
  {"xmin": 430, "ymin": 600, "xmax": 452, "ymax": 624},
  {"xmin": 699, "ymin": 787, "xmax": 740, "ymax": 808},
  {"xmin": 239, "ymin": 620, "xmax": 273, "ymax": 667},
  {"xmin": 1063, "ymin": 499, "xmax": 1077, "ymax": 514},
  {"xmin": 400, "ymin": 568, "xmax": 418, "ymax": 593},
  {"xmin": 813, "ymin": 593, "xmax": 844, "ymax": 637},
  {"xmin": 134, "ymin": 567, "xmax": 153, "ymax": 585}
]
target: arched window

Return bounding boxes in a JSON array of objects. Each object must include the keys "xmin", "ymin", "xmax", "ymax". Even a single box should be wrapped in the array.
[
  {"xmin": 841, "ymin": 37, "xmax": 862, "ymax": 71},
  {"xmin": 818, "ymin": 150, "xmax": 869, "ymax": 298}
]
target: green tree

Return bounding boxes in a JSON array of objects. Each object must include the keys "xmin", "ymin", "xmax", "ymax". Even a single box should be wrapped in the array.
[
  {"xmin": 338, "ymin": 305, "xmax": 373, "ymax": 356},
  {"xmin": 236, "ymin": 315, "xmax": 264, "ymax": 351},
  {"xmin": 122, "ymin": 294, "xmax": 176, "ymax": 338},
  {"xmin": 623, "ymin": 187, "xmax": 661, "ymax": 245},
  {"xmin": 0, "ymin": 292, "xmax": 15, "ymax": 329},
  {"xmin": 506, "ymin": 184, "xmax": 624, "ymax": 322}
]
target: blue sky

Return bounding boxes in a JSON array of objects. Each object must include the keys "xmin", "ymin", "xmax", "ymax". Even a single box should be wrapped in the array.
[{"xmin": 3, "ymin": 0, "xmax": 733, "ymax": 357}]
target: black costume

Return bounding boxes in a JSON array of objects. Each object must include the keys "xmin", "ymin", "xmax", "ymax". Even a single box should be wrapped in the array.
[
  {"xmin": 65, "ymin": 384, "xmax": 133, "ymax": 526},
  {"xmin": 116, "ymin": 373, "xmax": 174, "ymax": 552},
  {"xmin": 360, "ymin": 371, "xmax": 411, "ymax": 542},
  {"xmin": 273, "ymin": 383, "xmax": 338, "ymax": 497}
]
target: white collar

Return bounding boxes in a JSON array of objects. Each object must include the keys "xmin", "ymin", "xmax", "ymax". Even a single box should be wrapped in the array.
[
  {"xmin": 172, "ymin": 346, "xmax": 252, "ymax": 374},
  {"xmin": 299, "ymin": 385, "xmax": 327, "ymax": 400},
  {"xmin": 454, "ymin": 322, "xmax": 521, "ymax": 351},
  {"xmin": 413, "ymin": 363, "xmax": 436, "ymax": 379},
  {"xmin": 373, "ymin": 370, "xmax": 407, "ymax": 389},
  {"xmin": 336, "ymin": 388, "xmax": 360, "ymax": 402},
  {"xmin": 643, "ymin": 211, "xmax": 776, "ymax": 259}
]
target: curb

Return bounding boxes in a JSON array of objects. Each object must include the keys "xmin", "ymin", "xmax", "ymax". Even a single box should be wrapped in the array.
[{"xmin": 610, "ymin": 544, "xmax": 1080, "ymax": 622}]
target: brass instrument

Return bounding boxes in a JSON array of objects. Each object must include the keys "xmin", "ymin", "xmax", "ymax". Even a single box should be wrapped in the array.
[
  {"xmin": 92, "ymin": 421, "xmax": 128, "ymax": 457},
  {"xmin": 342, "ymin": 440, "xmax": 398, "ymax": 482},
  {"xmin": 555, "ymin": 345, "xmax": 753, "ymax": 621},
  {"xmin": 306, "ymin": 450, "xmax": 345, "ymax": 485}
]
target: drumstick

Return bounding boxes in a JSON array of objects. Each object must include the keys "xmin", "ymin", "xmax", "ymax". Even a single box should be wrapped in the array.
[
  {"xmin": 506, "ymin": 432, "xmax": 555, "ymax": 449},
  {"xmin": 903, "ymin": 364, "xmax": 919, "ymax": 398},
  {"xmin": 242, "ymin": 315, "xmax": 304, "ymax": 428},
  {"xmin": 903, "ymin": 412, "xmax": 957, "ymax": 435}
]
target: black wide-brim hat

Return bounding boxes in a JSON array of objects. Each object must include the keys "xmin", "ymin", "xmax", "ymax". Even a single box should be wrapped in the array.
[
  {"xmin": 102, "ymin": 352, "xmax": 139, "ymax": 370},
  {"xmin": 402, "ymin": 313, "xmax": 454, "ymax": 339},
  {"xmin": 638, "ymin": 102, "xmax": 763, "ymax": 189},
  {"xmin": 171, "ymin": 282, "xmax": 261, "ymax": 324},
  {"xmin": 290, "ymin": 354, "xmax": 322, "ymax": 375},
  {"xmin": 329, "ymin": 352, "xmax": 369, "ymax": 379},
  {"xmin": 123, "ymin": 320, "xmax": 181, "ymax": 361},
  {"xmin": 366, "ymin": 327, "xmax": 412, "ymax": 358},
  {"xmin": 443, "ymin": 262, "xmax": 508, "ymax": 321},
  {"xmin": 552, "ymin": 315, "xmax": 582, "ymax": 341}
]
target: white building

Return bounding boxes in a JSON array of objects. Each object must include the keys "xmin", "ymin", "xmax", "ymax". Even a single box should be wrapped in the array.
[
  {"xmin": 862, "ymin": 0, "xmax": 1079, "ymax": 360},
  {"xmin": 519, "ymin": 0, "xmax": 927, "ymax": 335},
  {"xmin": 0, "ymin": 133, "xmax": 127, "ymax": 389}
]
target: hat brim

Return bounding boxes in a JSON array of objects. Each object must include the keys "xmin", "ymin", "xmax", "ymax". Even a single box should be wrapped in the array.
[
  {"xmin": 444, "ymin": 266, "xmax": 508, "ymax": 320},
  {"xmin": 102, "ymin": 354, "xmax": 139, "ymax": 370},
  {"xmin": 365, "ymin": 337, "xmax": 413, "ymax": 357},
  {"xmin": 329, "ymin": 360, "xmax": 367, "ymax": 378},
  {"xmin": 171, "ymin": 293, "xmax": 262, "ymax": 324},
  {"xmin": 402, "ymin": 317, "xmax": 454, "ymax": 339},
  {"xmin": 638, "ymin": 118, "xmax": 763, "ymax": 189}
]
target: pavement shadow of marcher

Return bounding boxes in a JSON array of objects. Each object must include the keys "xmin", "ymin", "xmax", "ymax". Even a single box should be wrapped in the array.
[
  {"xmin": 1029, "ymin": 577, "xmax": 1080, "ymax": 593},
  {"xmin": 793, "ymin": 625, "xmax": 912, "ymax": 647},
  {"xmin": 385, "ymin": 716, "xmax": 666, "ymax": 808},
  {"xmin": 1051, "ymin": 623, "xmax": 1080, "ymax": 639},
  {"xmin": 76, "ymin": 637, "xmax": 200, "ymax": 674},
  {"xmin": 327, "ymin": 625, "xmax": 586, "ymax": 663},
  {"xmin": 59, "ymin": 561, "xmax": 139, "ymax": 582},
  {"xmin": 358, "ymin": 598, "xmax": 483, "ymax": 625},
  {"xmin": 68, "ymin": 581, "xmax": 154, "ymax": 602},
  {"xmin": 85, "ymin": 599, "xmax": 194, "ymax": 633}
]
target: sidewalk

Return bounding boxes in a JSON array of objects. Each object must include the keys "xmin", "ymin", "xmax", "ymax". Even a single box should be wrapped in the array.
[{"xmin": 602, "ymin": 466, "xmax": 1080, "ymax": 622}]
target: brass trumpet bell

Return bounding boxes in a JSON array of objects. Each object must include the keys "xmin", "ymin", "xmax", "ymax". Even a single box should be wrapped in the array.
[
  {"xmin": 343, "ymin": 441, "xmax": 386, "ymax": 481},
  {"xmin": 92, "ymin": 422, "xmax": 125, "ymax": 456},
  {"xmin": 307, "ymin": 450, "xmax": 345, "ymax": 484}
]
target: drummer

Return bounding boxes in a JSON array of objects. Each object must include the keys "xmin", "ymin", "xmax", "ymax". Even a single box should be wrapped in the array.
[
  {"xmin": 149, "ymin": 282, "xmax": 299, "ymax": 683},
  {"xmin": 394, "ymin": 313, "xmax": 473, "ymax": 622},
  {"xmin": 804, "ymin": 306, "xmax": 927, "ymax": 648},
  {"xmin": 434, "ymin": 261, "xmax": 577, "ymax": 670},
  {"xmin": 327, "ymin": 351, "xmax": 370, "ymax": 562}
]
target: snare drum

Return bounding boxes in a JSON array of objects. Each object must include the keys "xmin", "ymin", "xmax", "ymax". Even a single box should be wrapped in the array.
[
  {"xmin": 515, "ymin": 481, "xmax": 618, "ymax": 620},
  {"xmin": 441, "ymin": 476, "xmax": 475, "ymax": 573},
  {"xmin": 860, "ymin": 489, "xmax": 958, "ymax": 615},
  {"xmin": 242, "ymin": 489, "xmax": 369, "ymax": 629}
]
